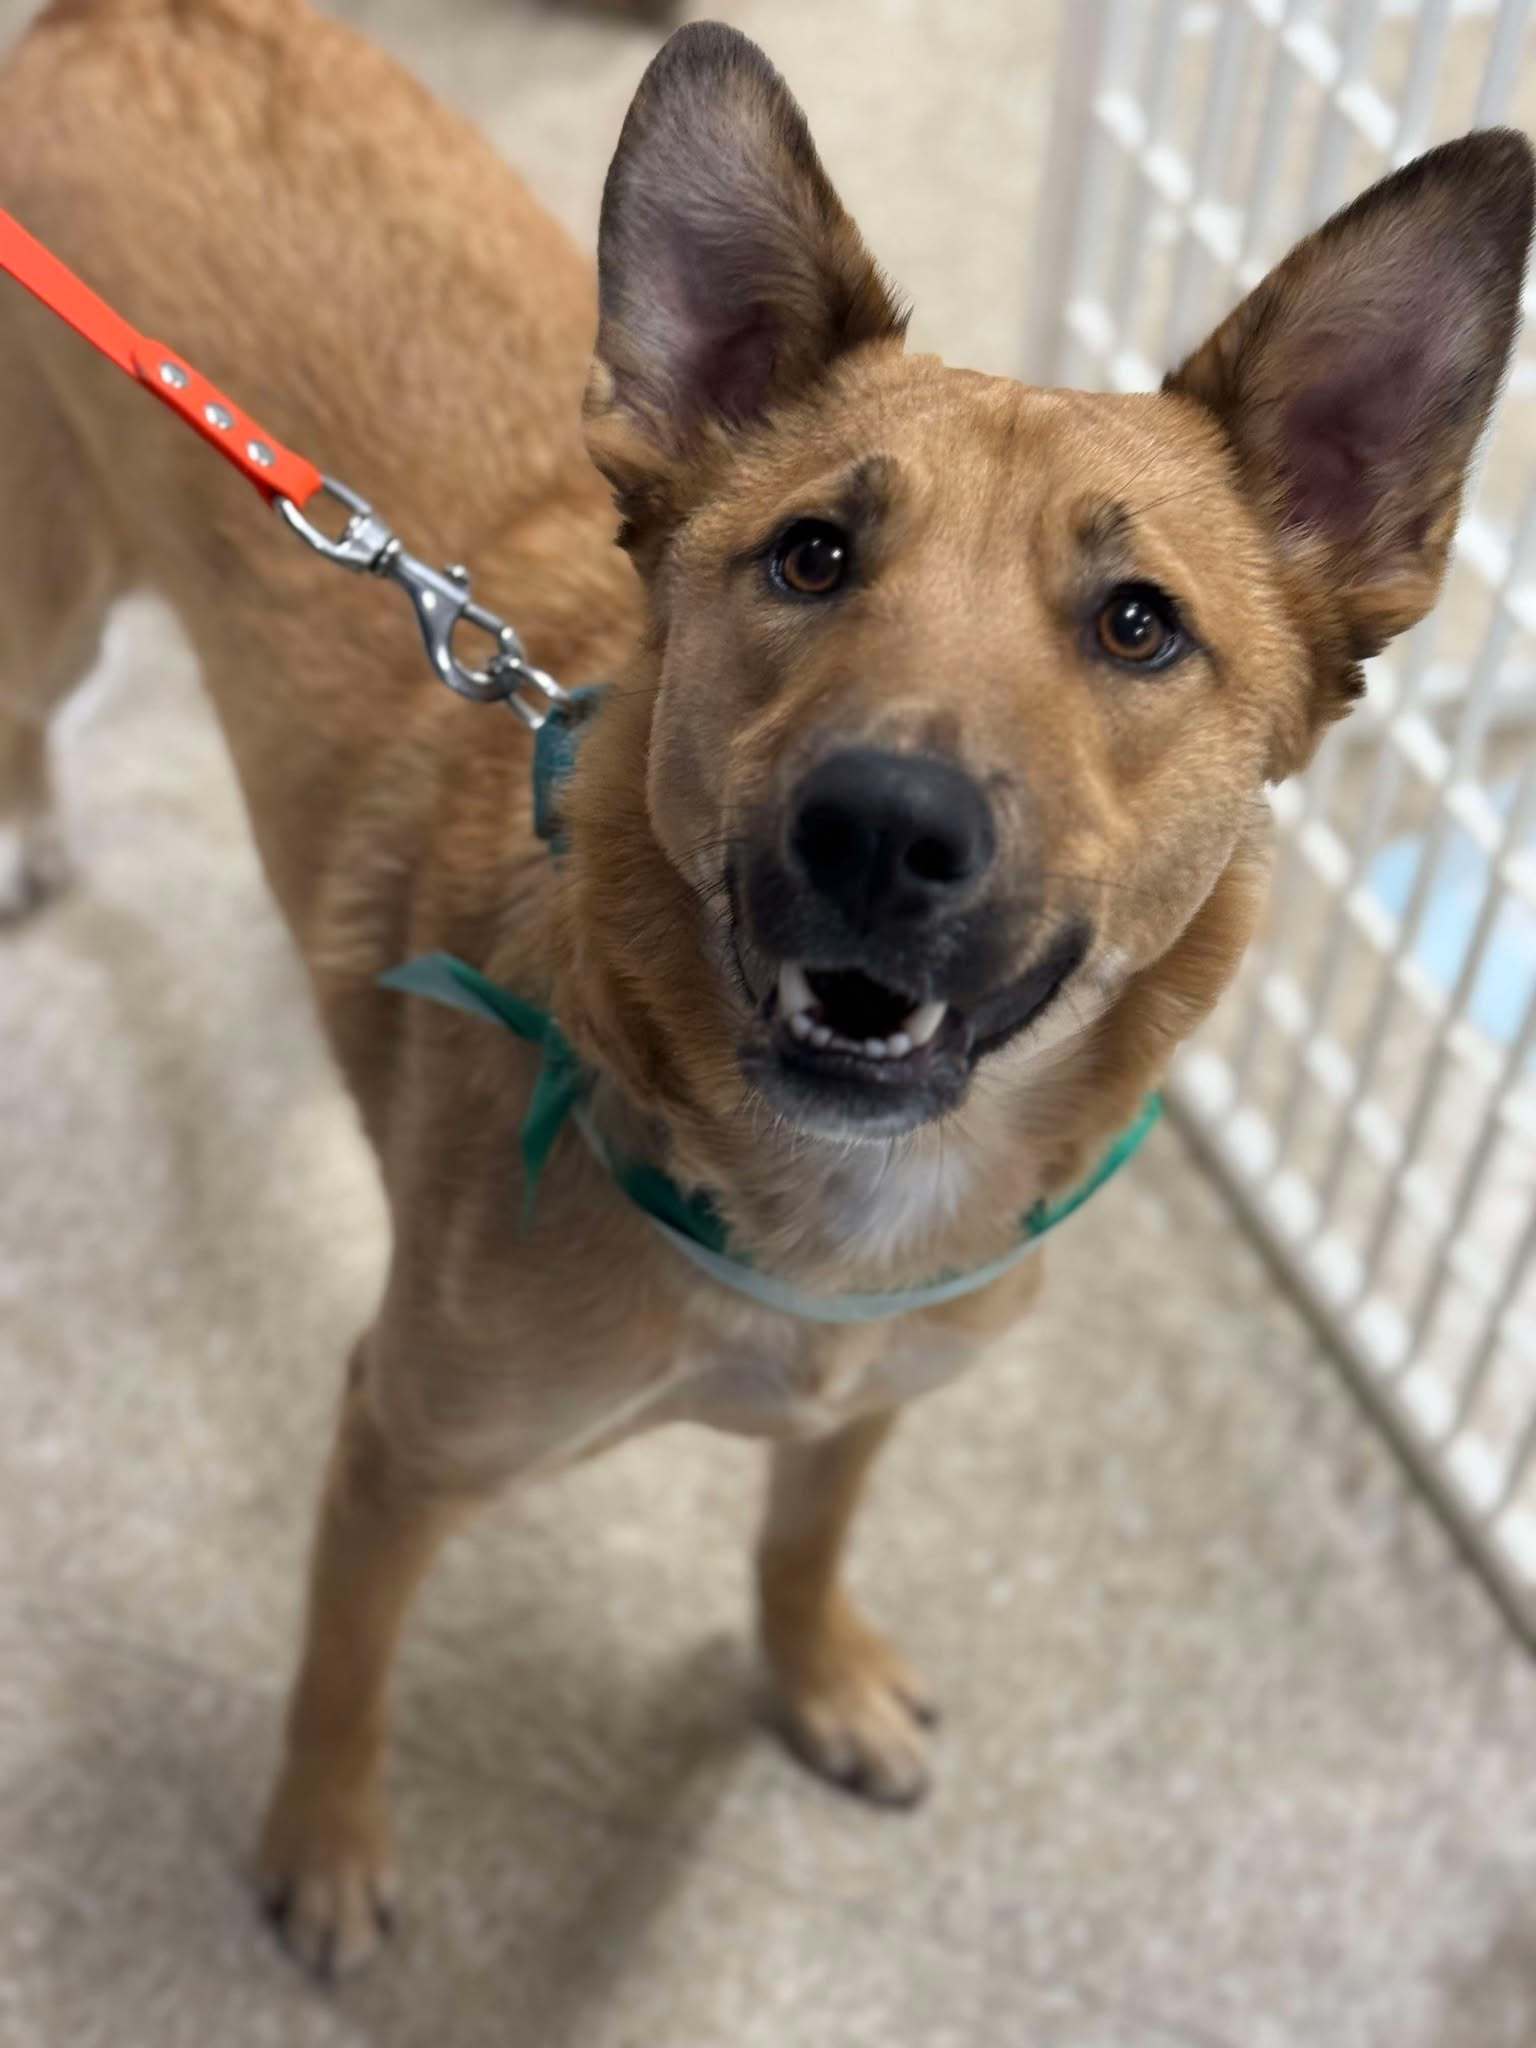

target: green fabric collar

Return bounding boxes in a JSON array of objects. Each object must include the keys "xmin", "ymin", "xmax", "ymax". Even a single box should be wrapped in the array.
[{"xmin": 378, "ymin": 949, "xmax": 1161, "ymax": 1325}]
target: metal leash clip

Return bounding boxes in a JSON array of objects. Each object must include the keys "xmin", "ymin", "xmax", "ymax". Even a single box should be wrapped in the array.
[{"xmin": 275, "ymin": 477, "xmax": 572, "ymax": 730}]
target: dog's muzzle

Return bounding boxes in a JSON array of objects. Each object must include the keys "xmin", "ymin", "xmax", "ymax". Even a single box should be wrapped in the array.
[{"xmin": 734, "ymin": 747, "xmax": 1088, "ymax": 1135}]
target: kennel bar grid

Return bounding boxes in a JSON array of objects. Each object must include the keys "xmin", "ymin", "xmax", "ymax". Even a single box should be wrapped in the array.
[{"xmin": 1028, "ymin": 0, "xmax": 1536, "ymax": 1638}]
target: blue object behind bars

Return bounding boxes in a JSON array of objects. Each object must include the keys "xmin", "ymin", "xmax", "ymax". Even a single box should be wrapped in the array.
[{"xmin": 1368, "ymin": 781, "xmax": 1536, "ymax": 1054}]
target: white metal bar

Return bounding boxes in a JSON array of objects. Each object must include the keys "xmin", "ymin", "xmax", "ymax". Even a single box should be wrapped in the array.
[
  {"xmin": 1087, "ymin": 0, "xmax": 1516, "ymax": 230},
  {"xmin": 1448, "ymin": 479, "xmax": 1536, "ymax": 787},
  {"xmin": 1486, "ymin": 1202, "xmax": 1536, "ymax": 1513},
  {"xmin": 1472, "ymin": 0, "xmax": 1534, "ymax": 125},
  {"xmin": 1252, "ymin": 820, "xmax": 1536, "ymax": 1104},
  {"xmin": 1022, "ymin": 0, "xmax": 1128, "ymax": 383},
  {"xmin": 1353, "ymin": 748, "xmax": 1536, "ymax": 1302},
  {"xmin": 1390, "ymin": 0, "xmax": 1456, "ymax": 162},
  {"xmin": 1499, "ymin": 1253, "xmax": 1536, "ymax": 1515},
  {"xmin": 1417, "ymin": 970, "xmax": 1536, "ymax": 1376},
  {"xmin": 1236, "ymin": 969, "xmax": 1531, "ymax": 1254},
  {"xmin": 1303, "ymin": 0, "xmax": 1382, "ymax": 223},
  {"xmin": 1334, "ymin": 481, "xmax": 1536, "ymax": 1274},
  {"xmin": 1497, "ymin": 1388, "xmax": 1536, "ymax": 1526},
  {"xmin": 1249, "ymin": 725, "xmax": 1536, "ymax": 925},
  {"xmin": 1106, "ymin": 0, "xmax": 1190, "ymax": 340},
  {"xmin": 1238, "ymin": 0, "xmax": 1316, "ymax": 264},
  {"xmin": 1248, "ymin": 890, "xmax": 1527, "ymax": 1107},
  {"xmin": 1160, "ymin": 0, "xmax": 1253, "ymax": 368},
  {"xmin": 1312, "ymin": 544, "xmax": 1536, "ymax": 1226},
  {"xmin": 1423, "ymin": 978, "xmax": 1536, "ymax": 1433},
  {"xmin": 1277, "ymin": 753, "xmax": 1409, "ymax": 1171},
  {"xmin": 1270, "ymin": 640, "xmax": 1434, "ymax": 1176},
  {"xmin": 1309, "ymin": 825, "xmax": 1457, "ymax": 1224},
  {"xmin": 1246, "ymin": 726, "xmax": 1349, "ymax": 1132},
  {"xmin": 1276, "ymin": 492, "xmax": 1536, "ymax": 1192},
  {"xmin": 1170, "ymin": 1062, "xmax": 1536, "ymax": 1642},
  {"xmin": 1337, "ymin": 657, "xmax": 1536, "ymax": 738}
]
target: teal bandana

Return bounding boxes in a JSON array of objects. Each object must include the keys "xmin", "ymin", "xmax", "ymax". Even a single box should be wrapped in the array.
[{"xmin": 378, "ymin": 949, "xmax": 1161, "ymax": 1325}]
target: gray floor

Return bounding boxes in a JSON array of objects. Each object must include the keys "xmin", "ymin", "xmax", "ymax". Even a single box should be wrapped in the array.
[{"xmin": 3, "ymin": 5, "xmax": 1536, "ymax": 2046}]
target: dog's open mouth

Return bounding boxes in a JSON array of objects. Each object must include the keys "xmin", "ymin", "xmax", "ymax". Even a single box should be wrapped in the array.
[
  {"xmin": 772, "ymin": 962, "xmax": 959, "ymax": 1073},
  {"xmin": 745, "ymin": 925, "xmax": 1091, "ymax": 1136}
]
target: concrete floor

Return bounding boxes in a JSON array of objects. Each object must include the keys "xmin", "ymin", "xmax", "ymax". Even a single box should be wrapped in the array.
[{"xmin": 3, "ymin": 4, "xmax": 1536, "ymax": 2046}]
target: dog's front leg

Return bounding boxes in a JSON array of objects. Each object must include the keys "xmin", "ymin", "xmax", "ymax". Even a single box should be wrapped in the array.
[
  {"xmin": 258, "ymin": 1362, "xmax": 479, "ymax": 1977},
  {"xmin": 757, "ymin": 1411, "xmax": 938, "ymax": 1807}
]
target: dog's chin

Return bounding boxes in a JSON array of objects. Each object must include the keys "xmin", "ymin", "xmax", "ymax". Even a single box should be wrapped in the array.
[{"xmin": 736, "ymin": 924, "xmax": 1092, "ymax": 1141}]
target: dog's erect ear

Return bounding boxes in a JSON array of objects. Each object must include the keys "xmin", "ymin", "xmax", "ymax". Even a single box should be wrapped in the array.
[
  {"xmin": 1168, "ymin": 129, "xmax": 1534, "ymax": 676},
  {"xmin": 585, "ymin": 23, "xmax": 906, "ymax": 514}
]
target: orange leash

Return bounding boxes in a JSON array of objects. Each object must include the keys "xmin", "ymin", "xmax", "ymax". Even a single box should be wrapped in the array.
[
  {"xmin": 0, "ymin": 205, "xmax": 571, "ymax": 725},
  {"xmin": 0, "ymin": 205, "xmax": 323, "ymax": 509}
]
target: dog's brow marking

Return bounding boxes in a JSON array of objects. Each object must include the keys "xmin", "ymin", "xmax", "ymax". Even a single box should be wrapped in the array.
[
  {"xmin": 1075, "ymin": 499, "xmax": 1133, "ymax": 558},
  {"xmin": 841, "ymin": 453, "xmax": 897, "ymax": 528}
]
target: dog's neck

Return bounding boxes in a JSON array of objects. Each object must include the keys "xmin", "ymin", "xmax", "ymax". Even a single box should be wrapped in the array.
[
  {"xmin": 588, "ymin": 985, "xmax": 1118, "ymax": 1289},
  {"xmin": 534, "ymin": 662, "xmax": 1270, "ymax": 1291}
]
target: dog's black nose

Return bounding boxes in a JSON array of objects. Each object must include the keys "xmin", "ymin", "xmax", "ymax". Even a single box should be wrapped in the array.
[{"xmin": 790, "ymin": 748, "xmax": 995, "ymax": 927}]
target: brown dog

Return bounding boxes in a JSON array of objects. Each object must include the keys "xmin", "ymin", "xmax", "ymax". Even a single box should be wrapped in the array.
[{"xmin": 0, "ymin": 0, "xmax": 1529, "ymax": 1980}]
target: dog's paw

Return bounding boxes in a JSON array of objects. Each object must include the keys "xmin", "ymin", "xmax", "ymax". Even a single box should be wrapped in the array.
[
  {"xmin": 0, "ymin": 816, "xmax": 71, "ymax": 925},
  {"xmin": 258, "ymin": 1776, "xmax": 399, "ymax": 1979},
  {"xmin": 767, "ymin": 1609, "xmax": 939, "ymax": 1808}
]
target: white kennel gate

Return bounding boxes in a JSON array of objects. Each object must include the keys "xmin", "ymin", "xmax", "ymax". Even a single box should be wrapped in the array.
[{"xmin": 1027, "ymin": 0, "xmax": 1536, "ymax": 1638}]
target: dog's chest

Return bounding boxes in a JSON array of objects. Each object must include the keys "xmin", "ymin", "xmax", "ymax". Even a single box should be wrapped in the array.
[
  {"xmin": 669, "ymin": 1310, "xmax": 982, "ymax": 1437},
  {"xmin": 661, "ymin": 1149, "xmax": 1000, "ymax": 1436}
]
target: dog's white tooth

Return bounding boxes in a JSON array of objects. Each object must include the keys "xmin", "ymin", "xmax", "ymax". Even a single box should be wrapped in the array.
[
  {"xmin": 788, "ymin": 1010, "xmax": 814, "ymax": 1040},
  {"xmin": 810, "ymin": 1024, "xmax": 833, "ymax": 1048},
  {"xmin": 911, "ymin": 1001, "xmax": 947, "ymax": 1043},
  {"xmin": 778, "ymin": 961, "xmax": 815, "ymax": 1016},
  {"xmin": 865, "ymin": 1038, "xmax": 888, "ymax": 1059},
  {"xmin": 886, "ymin": 1032, "xmax": 912, "ymax": 1058},
  {"xmin": 905, "ymin": 1000, "xmax": 947, "ymax": 1048}
]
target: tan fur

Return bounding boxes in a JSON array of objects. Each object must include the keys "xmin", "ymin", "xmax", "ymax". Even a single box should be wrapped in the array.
[{"xmin": 0, "ymin": 0, "xmax": 1527, "ymax": 1979}]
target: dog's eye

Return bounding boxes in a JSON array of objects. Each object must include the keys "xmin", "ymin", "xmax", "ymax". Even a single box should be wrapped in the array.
[
  {"xmin": 1094, "ymin": 584, "xmax": 1182, "ymax": 667},
  {"xmin": 771, "ymin": 520, "xmax": 852, "ymax": 598}
]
